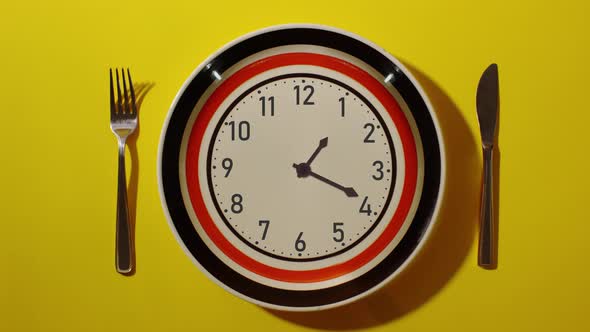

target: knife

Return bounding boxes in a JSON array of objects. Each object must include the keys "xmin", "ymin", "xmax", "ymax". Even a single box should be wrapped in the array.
[{"xmin": 476, "ymin": 64, "xmax": 499, "ymax": 268}]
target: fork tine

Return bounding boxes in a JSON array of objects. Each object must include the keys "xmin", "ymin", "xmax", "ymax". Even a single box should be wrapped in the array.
[
  {"xmin": 109, "ymin": 69, "xmax": 115, "ymax": 115},
  {"xmin": 121, "ymin": 67, "xmax": 130, "ymax": 114},
  {"xmin": 116, "ymin": 68, "xmax": 123, "ymax": 114},
  {"xmin": 127, "ymin": 68, "xmax": 137, "ymax": 114}
]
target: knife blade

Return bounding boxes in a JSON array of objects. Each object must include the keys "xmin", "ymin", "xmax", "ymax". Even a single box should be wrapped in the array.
[
  {"xmin": 477, "ymin": 64, "xmax": 499, "ymax": 147},
  {"xmin": 476, "ymin": 63, "xmax": 499, "ymax": 268}
]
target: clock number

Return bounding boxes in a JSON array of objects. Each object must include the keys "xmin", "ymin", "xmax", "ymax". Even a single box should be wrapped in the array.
[
  {"xmin": 359, "ymin": 196, "xmax": 372, "ymax": 216},
  {"xmin": 294, "ymin": 85, "xmax": 315, "ymax": 105},
  {"xmin": 338, "ymin": 97, "xmax": 345, "ymax": 117},
  {"xmin": 227, "ymin": 121, "xmax": 250, "ymax": 141},
  {"xmin": 372, "ymin": 160, "xmax": 384, "ymax": 180},
  {"xmin": 295, "ymin": 232, "xmax": 306, "ymax": 252},
  {"xmin": 259, "ymin": 96, "xmax": 275, "ymax": 116},
  {"xmin": 231, "ymin": 194, "xmax": 243, "ymax": 213},
  {"xmin": 363, "ymin": 123, "xmax": 375, "ymax": 143},
  {"xmin": 221, "ymin": 158, "xmax": 233, "ymax": 177},
  {"xmin": 333, "ymin": 222, "xmax": 344, "ymax": 242},
  {"xmin": 258, "ymin": 220, "xmax": 270, "ymax": 240}
]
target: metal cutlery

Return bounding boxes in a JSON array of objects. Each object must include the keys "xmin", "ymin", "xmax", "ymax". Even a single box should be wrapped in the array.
[
  {"xmin": 109, "ymin": 68, "xmax": 138, "ymax": 274},
  {"xmin": 476, "ymin": 64, "xmax": 499, "ymax": 268}
]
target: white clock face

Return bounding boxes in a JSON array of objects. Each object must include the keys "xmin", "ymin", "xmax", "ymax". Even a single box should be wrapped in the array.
[
  {"xmin": 207, "ymin": 74, "xmax": 396, "ymax": 261},
  {"xmin": 160, "ymin": 25, "xmax": 443, "ymax": 311},
  {"xmin": 186, "ymin": 53, "xmax": 413, "ymax": 287}
]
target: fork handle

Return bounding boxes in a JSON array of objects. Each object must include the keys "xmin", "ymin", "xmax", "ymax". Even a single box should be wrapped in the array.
[
  {"xmin": 116, "ymin": 140, "xmax": 133, "ymax": 274},
  {"xmin": 478, "ymin": 145, "xmax": 494, "ymax": 267}
]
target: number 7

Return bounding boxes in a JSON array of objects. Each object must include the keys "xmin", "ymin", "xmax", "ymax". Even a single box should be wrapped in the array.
[{"xmin": 259, "ymin": 220, "xmax": 270, "ymax": 240}]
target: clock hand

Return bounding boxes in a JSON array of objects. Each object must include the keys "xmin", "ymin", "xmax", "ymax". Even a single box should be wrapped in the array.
[
  {"xmin": 293, "ymin": 137, "xmax": 356, "ymax": 197},
  {"xmin": 306, "ymin": 137, "xmax": 328, "ymax": 165},
  {"xmin": 292, "ymin": 137, "xmax": 328, "ymax": 177},
  {"xmin": 308, "ymin": 170, "xmax": 358, "ymax": 198}
]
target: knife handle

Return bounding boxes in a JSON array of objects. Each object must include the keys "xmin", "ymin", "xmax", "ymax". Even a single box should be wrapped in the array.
[{"xmin": 478, "ymin": 145, "xmax": 495, "ymax": 267}]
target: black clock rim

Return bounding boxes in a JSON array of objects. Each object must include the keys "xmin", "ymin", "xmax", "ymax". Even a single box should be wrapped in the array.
[
  {"xmin": 160, "ymin": 26, "xmax": 442, "ymax": 309},
  {"xmin": 206, "ymin": 73, "xmax": 398, "ymax": 262}
]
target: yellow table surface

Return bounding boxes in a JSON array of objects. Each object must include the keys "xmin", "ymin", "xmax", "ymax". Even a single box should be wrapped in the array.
[{"xmin": 2, "ymin": 0, "xmax": 589, "ymax": 331}]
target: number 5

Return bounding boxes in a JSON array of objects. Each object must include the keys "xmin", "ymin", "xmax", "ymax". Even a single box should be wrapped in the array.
[{"xmin": 333, "ymin": 222, "xmax": 344, "ymax": 242}]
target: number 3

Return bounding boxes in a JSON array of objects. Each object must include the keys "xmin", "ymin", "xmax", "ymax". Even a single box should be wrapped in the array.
[{"xmin": 372, "ymin": 160, "xmax": 384, "ymax": 180}]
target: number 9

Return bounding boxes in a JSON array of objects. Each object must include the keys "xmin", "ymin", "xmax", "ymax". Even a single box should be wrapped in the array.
[{"xmin": 222, "ymin": 158, "xmax": 233, "ymax": 177}]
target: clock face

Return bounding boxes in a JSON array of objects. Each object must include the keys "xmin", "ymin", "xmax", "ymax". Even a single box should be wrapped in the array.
[
  {"xmin": 159, "ymin": 25, "xmax": 444, "ymax": 311},
  {"xmin": 207, "ymin": 73, "xmax": 396, "ymax": 262}
]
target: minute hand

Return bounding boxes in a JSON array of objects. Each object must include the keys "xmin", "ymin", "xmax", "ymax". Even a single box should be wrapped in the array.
[{"xmin": 308, "ymin": 171, "xmax": 358, "ymax": 197}]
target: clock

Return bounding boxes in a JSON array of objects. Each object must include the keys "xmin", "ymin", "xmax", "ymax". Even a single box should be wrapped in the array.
[{"xmin": 158, "ymin": 24, "xmax": 445, "ymax": 311}]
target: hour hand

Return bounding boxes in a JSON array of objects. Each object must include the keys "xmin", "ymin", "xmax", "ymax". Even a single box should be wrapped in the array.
[{"xmin": 306, "ymin": 137, "xmax": 328, "ymax": 165}]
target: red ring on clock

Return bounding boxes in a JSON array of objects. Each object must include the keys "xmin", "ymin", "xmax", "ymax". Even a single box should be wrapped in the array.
[{"xmin": 185, "ymin": 52, "xmax": 418, "ymax": 283}]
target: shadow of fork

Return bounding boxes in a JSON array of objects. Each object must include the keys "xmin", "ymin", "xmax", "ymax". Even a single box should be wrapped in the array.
[{"xmin": 122, "ymin": 81, "xmax": 155, "ymax": 276}]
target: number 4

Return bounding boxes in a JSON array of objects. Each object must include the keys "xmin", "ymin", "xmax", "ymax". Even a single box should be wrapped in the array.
[{"xmin": 359, "ymin": 196, "xmax": 372, "ymax": 216}]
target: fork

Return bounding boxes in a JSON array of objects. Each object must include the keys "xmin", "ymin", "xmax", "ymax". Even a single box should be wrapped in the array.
[{"xmin": 109, "ymin": 68, "xmax": 137, "ymax": 274}]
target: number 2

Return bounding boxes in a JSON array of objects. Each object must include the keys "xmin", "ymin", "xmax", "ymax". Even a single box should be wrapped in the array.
[{"xmin": 363, "ymin": 123, "xmax": 375, "ymax": 143}]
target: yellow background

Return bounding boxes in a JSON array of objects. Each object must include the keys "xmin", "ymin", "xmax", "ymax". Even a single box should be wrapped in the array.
[{"xmin": 1, "ymin": 0, "xmax": 589, "ymax": 331}]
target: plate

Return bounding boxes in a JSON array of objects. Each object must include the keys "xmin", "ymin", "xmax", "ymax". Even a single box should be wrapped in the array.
[{"xmin": 158, "ymin": 24, "xmax": 445, "ymax": 311}]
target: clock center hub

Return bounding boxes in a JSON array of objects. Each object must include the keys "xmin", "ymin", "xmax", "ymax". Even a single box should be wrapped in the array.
[{"xmin": 293, "ymin": 162, "xmax": 312, "ymax": 178}]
